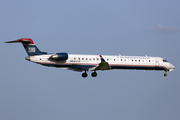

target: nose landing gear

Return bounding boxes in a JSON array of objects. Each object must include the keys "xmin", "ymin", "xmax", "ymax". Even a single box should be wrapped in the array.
[{"xmin": 164, "ymin": 71, "xmax": 167, "ymax": 77}]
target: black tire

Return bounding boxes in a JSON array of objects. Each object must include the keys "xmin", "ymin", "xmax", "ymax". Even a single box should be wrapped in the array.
[
  {"xmin": 82, "ymin": 73, "xmax": 88, "ymax": 78},
  {"xmin": 91, "ymin": 72, "xmax": 97, "ymax": 77}
]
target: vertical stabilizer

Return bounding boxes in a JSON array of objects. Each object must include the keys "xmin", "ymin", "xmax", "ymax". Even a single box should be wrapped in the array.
[{"xmin": 5, "ymin": 38, "xmax": 47, "ymax": 56}]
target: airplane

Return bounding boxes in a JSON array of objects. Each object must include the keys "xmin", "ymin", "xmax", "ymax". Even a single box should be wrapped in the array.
[{"xmin": 5, "ymin": 38, "xmax": 175, "ymax": 78}]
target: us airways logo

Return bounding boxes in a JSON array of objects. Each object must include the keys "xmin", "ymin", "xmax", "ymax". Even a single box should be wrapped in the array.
[{"xmin": 28, "ymin": 47, "xmax": 36, "ymax": 52}]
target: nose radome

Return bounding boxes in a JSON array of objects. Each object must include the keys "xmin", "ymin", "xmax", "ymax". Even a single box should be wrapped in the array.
[{"xmin": 169, "ymin": 64, "xmax": 175, "ymax": 71}]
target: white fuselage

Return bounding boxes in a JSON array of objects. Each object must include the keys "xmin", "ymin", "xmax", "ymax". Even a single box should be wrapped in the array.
[
  {"xmin": 26, "ymin": 54, "xmax": 175, "ymax": 72},
  {"xmin": 6, "ymin": 38, "xmax": 175, "ymax": 77}
]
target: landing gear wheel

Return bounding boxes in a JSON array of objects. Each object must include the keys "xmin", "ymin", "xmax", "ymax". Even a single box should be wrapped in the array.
[
  {"xmin": 164, "ymin": 73, "xmax": 167, "ymax": 77},
  {"xmin": 82, "ymin": 72, "xmax": 88, "ymax": 78},
  {"xmin": 91, "ymin": 72, "xmax": 97, "ymax": 77}
]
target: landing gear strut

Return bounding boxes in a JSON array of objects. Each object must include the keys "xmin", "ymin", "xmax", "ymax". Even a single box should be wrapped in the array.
[
  {"xmin": 82, "ymin": 71, "xmax": 88, "ymax": 78},
  {"xmin": 164, "ymin": 71, "xmax": 167, "ymax": 77},
  {"xmin": 91, "ymin": 71, "xmax": 97, "ymax": 77}
]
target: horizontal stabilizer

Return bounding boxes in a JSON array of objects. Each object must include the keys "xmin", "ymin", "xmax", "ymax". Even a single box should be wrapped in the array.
[
  {"xmin": 5, "ymin": 40, "xmax": 19, "ymax": 43},
  {"xmin": 5, "ymin": 40, "xmax": 31, "ymax": 44}
]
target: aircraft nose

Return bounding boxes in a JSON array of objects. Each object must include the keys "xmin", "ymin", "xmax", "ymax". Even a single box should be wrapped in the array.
[
  {"xmin": 169, "ymin": 63, "xmax": 175, "ymax": 71},
  {"xmin": 25, "ymin": 56, "xmax": 30, "ymax": 61},
  {"xmin": 171, "ymin": 64, "xmax": 175, "ymax": 69}
]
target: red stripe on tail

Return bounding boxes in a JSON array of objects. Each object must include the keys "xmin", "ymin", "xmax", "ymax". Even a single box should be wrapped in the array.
[{"xmin": 17, "ymin": 38, "xmax": 34, "ymax": 44}]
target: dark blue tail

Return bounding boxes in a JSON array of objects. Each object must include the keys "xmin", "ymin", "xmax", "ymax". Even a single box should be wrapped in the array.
[{"xmin": 23, "ymin": 44, "xmax": 47, "ymax": 56}]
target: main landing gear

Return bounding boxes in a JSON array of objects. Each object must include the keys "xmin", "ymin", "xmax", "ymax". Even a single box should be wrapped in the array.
[
  {"xmin": 82, "ymin": 71, "xmax": 88, "ymax": 78},
  {"xmin": 91, "ymin": 71, "xmax": 97, "ymax": 77},
  {"xmin": 82, "ymin": 71, "xmax": 97, "ymax": 78}
]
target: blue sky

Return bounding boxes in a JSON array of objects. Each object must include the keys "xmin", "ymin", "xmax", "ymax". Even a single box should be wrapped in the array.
[{"xmin": 0, "ymin": 0, "xmax": 180, "ymax": 120}]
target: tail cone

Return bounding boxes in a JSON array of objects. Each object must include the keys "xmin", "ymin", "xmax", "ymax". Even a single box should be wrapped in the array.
[{"xmin": 25, "ymin": 56, "xmax": 30, "ymax": 61}]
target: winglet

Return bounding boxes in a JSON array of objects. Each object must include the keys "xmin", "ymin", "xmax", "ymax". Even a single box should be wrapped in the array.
[
  {"xmin": 99, "ymin": 55, "xmax": 106, "ymax": 62},
  {"xmin": 93, "ymin": 55, "xmax": 110, "ymax": 70}
]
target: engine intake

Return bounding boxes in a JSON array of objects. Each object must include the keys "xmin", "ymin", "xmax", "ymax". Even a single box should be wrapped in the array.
[{"xmin": 50, "ymin": 53, "xmax": 68, "ymax": 60}]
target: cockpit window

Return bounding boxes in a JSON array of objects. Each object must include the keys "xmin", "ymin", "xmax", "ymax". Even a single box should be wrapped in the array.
[{"xmin": 163, "ymin": 59, "xmax": 168, "ymax": 62}]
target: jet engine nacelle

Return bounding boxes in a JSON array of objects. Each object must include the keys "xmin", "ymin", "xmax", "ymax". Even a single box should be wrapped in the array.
[{"xmin": 50, "ymin": 53, "xmax": 68, "ymax": 60}]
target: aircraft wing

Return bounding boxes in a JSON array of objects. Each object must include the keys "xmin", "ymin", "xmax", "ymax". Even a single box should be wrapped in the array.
[
  {"xmin": 90, "ymin": 55, "xmax": 111, "ymax": 71},
  {"xmin": 62, "ymin": 65, "xmax": 96, "ymax": 72},
  {"xmin": 61, "ymin": 67, "xmax": 83, "ymax": 72},
  {"xmin": 60, "ymin": 55, "xmax": 111, "ymax": 72}
]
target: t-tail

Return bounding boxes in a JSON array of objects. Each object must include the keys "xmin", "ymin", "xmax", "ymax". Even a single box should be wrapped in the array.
[{"xmin": 5, "ymin": 38, "xmax": 47, "ymax": 56}]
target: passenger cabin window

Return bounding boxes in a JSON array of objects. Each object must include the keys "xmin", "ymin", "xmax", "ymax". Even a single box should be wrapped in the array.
[{"xmin": 163, "ymin": 59, "xmax": 168, "ymax": 62}]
